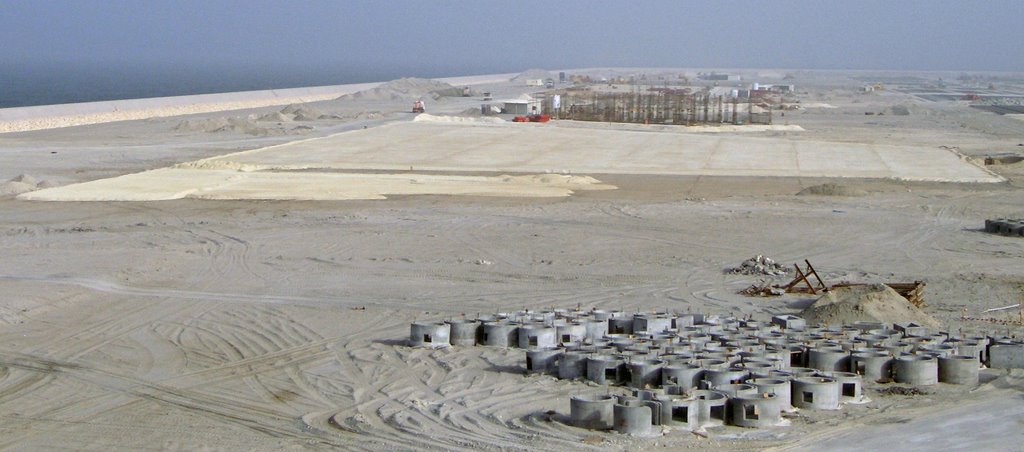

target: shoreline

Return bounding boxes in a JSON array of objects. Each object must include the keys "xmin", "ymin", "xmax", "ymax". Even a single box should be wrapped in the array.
[{"xmin": 0, "ymin": 72, "xmax": 518, "ymax": 134}]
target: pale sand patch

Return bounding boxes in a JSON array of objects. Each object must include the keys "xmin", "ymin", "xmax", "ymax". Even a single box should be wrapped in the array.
[
  {"xmin": 17, "ymin": 169, "xmax": 614, "ymax": 201},
  {"xmin": 197, "ymin": 121, "xmax": 1003, "ymax": 183}
]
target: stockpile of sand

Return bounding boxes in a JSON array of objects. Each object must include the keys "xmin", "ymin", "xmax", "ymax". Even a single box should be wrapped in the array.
[
  {"xmin": 412, "ymin": 114, "xmax": 505, "ymax": 124},
  {"xmin": 800, "ymin": 284, "xmax": 941, "ymax": 329},
  {"xmin": 0, "ymin": 174, "xmax": 52, "ymax": 196},
  {"xmin": 510, "ymin": 68, "xmax": 552, "ymax": 82},
  {"xmin": 797, "ymin": 183, "xmax": 868, "ymax": 197},
  {"xmin": 339, "ymin": 78, "xmax": 463, "ymax": 102},
  {"xmin": 174, "ymin": 116, "xmax": 312, "ymax": 136}
]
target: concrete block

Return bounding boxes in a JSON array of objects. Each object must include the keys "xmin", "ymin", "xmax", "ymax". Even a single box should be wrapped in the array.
[
  {"xmin": 771, "ymin": 314, "xmax": 807, "ymax": 331},
  {"xmin": 988, "ymin": 344, "xmax": 1024, "ymax": 369}
]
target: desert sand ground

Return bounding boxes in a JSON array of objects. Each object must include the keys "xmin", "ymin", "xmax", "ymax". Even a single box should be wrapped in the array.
[{"xmin": 0, "ymin": 69, "xmax": 1023, "ymax": 450}]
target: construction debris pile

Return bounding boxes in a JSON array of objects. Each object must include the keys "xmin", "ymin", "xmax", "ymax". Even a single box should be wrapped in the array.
[
  {"xmin": 727, "ymin": 255, "xmax": 789, "ymax": 276},
  {"xmin": 405, "ymin": 307, "xmax": 1023, "ymax": 435},
  {"xmin": 985, "ymin": 218, "xmax": 1024, "ymax": 236}
]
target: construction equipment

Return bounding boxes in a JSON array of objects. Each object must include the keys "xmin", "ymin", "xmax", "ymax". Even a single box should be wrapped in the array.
[{"xmin": 412, "ymin": 100, "xmax": 425, "ymax": 113}]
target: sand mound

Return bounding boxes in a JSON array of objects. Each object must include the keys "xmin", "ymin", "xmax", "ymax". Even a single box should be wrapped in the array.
[
  {"xmin": 174, "ymin": 116, "xmax": 294, "ymax": 137},
  {"xmin": 413, "ymin": 114, "xmax": 504, "ymax": 124},
  {"xmin": 12, "ymin": 174, "xmax": 38, "ymax": 186},
  {"xmin": 256, "ymin": 111, "xmax": 292, "ymax": 122},
  {"xmin": 1, "ymin": 174, "xmax": 43, "ymax": 196},
  {"xmin": 800, "ymin": 284, "xmax": 941, "ymax": 329},
  {"xmin": 281, "ymin": 105, "xmax": 324, "ymax": 121},
  {"xmin": 339, "ymin": 78, "xmax": 462, "ymax": 102},
  {"xmin": 36, "ymin": 180, "xmax": 58, "ymax": 188},
  {"xmin": 0, "ymin": 181, "xmax": 36, "ymax": 196},
  {"xmin": 511, "ymin": 69, "xmax": 552, "ymax": 82},
  {"xmin": 797, "ymin": 183, "xmax": 868, "ymax": 197},
  {"xmin": 887, "ymin": 105, "xmax": 911, "ymax": 116}
]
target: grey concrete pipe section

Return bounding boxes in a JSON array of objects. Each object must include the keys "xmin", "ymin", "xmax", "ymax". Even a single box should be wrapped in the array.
[
  {"xmin": 688, "ymin": 389, "xmax": 728, "ymax": 428},
  {"xmin": 827, "ymin": 371, "xmax": 864, "ymax": 402},
  {"xmin": 517, "ymin": 324, "xmax": 557, "ymax": 349},
  {"xmin": 729, "ymin": 393, "xmax": 781, "ymax": 428},
  {"xmin": 662, "ymin": 363, "xmax": 704, "ymax": 389},
  {"xmin": 714, "ymin": 383, "xmax": 757, "ymax": 398},
  {"xmin": 634, "ymin": 315, "xmax": 673, "ymax": 334},
  {"xmin": 556, "ymin": 322, "xmax": 587, "ymax": 345},
  {"xmin": 749, "ymin": 377, "xmax": 793, "ymax": 411},
  {"xmin": 627, "ymin": 359, "xmax": 665, "ymax": 389},
  {"xmin": 608, "ymin": 318, "xmax": 634, "ymax": 335},
  {"xmin": 791, "ymin": 377, "xmax": 841, "ymax": 410},
  {"xmin": 558, "ymin": 351, "xmax": 589, "ymax": 380},
  {"xmin": 586, "ymin": 355, "xmax": 623, "ymax": 385},
  {"xmin": 446, "ymin": 319, "xmax": 480, "ymax": 346},
  {"xmin": 938, "ymin": 355, "xmax": 980, "ymax": 385},
  {"xmin": 582, "ymin": 319, "xmax": 609, "ymax": 342},
  {"xmin": 525, "ymin": 348, "xmax": 562, "ymax": 374},
  {"xmin": 570, "ymin": 394, "xmax": 615, "ymax": 430},
  {"xmin": 808, "ymin": 347, "xmax": 850, "ymax": 372},
  {"xmin": 851, "ymin": 351, "xmax": 893, "ymax": 383},
  {"xmin": 481, "ymin": 321, "xmax": 517, "ymax": 347},
  {"xmin": 894, "ymin": 354, "xmax": 938, "ymax": 385},
  {"xmin": 409, "ymin": 322, "xmax": 451, "ymax": 348},
  {"xmin": 703, "ymin": 367, "xmax": 748, "ymax": 388},
  {"xmin": 613, "ymin": 397, "xmax": 653, "ymax": 435}
]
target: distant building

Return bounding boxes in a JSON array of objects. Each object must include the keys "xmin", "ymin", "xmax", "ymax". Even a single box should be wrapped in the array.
[
  {"xmin": 502, "ymin": 97, "xmax": 542, "ymax": 115},
  {"xmin": 526, "ymin": 79, "xmax": 545, "ymax": 87}
]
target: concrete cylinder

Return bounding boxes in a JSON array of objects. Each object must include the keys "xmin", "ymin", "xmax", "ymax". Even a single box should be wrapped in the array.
[
  {"xmin": 627, "ymin": 359, "xmax": 665, "ymax": 389},
  {"xmin": 446, "ymin": 319, "xmax": 480, "ymax": 346},
  {"xmin": 586, "ymin": 355, "xmax": 623, "ymax": 385},
  {"xmin": 583, "ymin": 319, "xmax": 609, "ymax": 341},
  {"xmin": 919, "ymin": 343, "xmax": 957, "ymax": 358},
  {"xmin": 749, "ymin": 377, "xmax": 793, "ymax": 411},
  {"xmin": 481, "ymin": 321, "xmax": 517, "ymax": 347},
  {"xmin": 608, "ymin": 317, "xmax": 634, "ymax": 335},
  {"xmin": 689, "ymin": 390, "xmax": 728, "ymax": 428},
  {"xmin": 714, "ymin": 383, "xmax": 757, "ymax": 398},
  {"xmin": 894, "ymin": 354, "xmax": 938, "ymax": 386},
  {"xmin": 556, "ymin": 322, "xmax": 587, "ymax": 345},
  {"xmin": 661, "ymin": 363, "xmax": 704, "ymax": 389},
  {"xmin": 735, "ymin": 361, "xmax": 775, "ymax": 379},
  {"xmin": 827, "ymin": 371, "xmax": 864, "ymax": 402},
  {"xmin": 953, "ymin": 340, "xmax": 984, "ymax": 362},
  {"xmin": 409, "ymin": 322, "xmax": 451, "ymax": 348},
  {"xmin": 729, "ymin": 393, "xmax": 782, "ymax": 428},
  {"xmin": 558, "ymin": 351, "xmax": 589, "ymax": 380},
  {"xmin": 808, "ymin": 347, "xmax": 850, "ymax": 372},
  {"xmin": 613, "ymin": 398, "xmax": 652, "ymax": 435},
  {"xmin": 525, "ymin": 348, "xmax": 562, "ymax": 374},
  {"xmin": 570, "ymin": 394, "xmax": 615, "ymax": 430},
  {"xmin": 517, "ymin": 324, "xmax": 557, "ymax": 349},
  {"xmin": 703, "ymin": 367, "xmax": 748, "ymax": 388},
  {"xmin": 851, "ymin": 351, "xmax": 893, "ymax": 383},
  {"xmin": 938, "ymin": 355, "xmax": 980, "ymax": 385},
  {"xmin": 770, "ymin": 366, "xmax": 819, "ymax": 379},
  {"xmin": 791, "ymin": 377, "xmax": 841, "ymax": 410},
  {"xmin": 699, "ymin": 358, "xmax": 729, "ymax": 371},
  {"xmin": 634, "ymin": 315, "xmax": 673, "ymax": 334}
]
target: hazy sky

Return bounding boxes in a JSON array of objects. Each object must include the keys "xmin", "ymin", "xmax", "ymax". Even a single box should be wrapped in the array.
[{"xmin": 4, "ymin": 0, "xmax": 1024, "ymax": 75}]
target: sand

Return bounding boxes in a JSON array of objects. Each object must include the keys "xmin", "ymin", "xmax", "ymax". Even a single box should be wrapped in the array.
[
  {"xmin": 800, "ymin": 284, "xmax": 941, "ymax": 329},
  {"xmin": 1, "ymin": 68, "xmax": 1024, "ymax": 450}
]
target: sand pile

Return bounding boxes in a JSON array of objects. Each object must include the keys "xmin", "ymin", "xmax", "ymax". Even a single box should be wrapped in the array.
[
  {"xmin": 339, "ymin": 78, "xmax": 462, "ymax": 102},
  {"xmin": 174, "ymin": 116, "xmax": 308, "ymax": 136},
  {"xmin": 0, "ymin": 174, "xmax": 49, "ymax": 196},
  {"xmin": 279, "ymin": 105, "xmax": 327, "ymax": 121},
  {"xmin": 797, "ymin": 183, "xmax": 868, "ymax": 197},
  {"xmin": 800, "ymin": 284, "xmax": 941, "ymax": 329},
  {"xmin": 510, "ymin": 68, "xmax": 552, "ymax": 82},
  {"xmin": 888, "ymin": 105, "xmax": 912, "ymax": 116},
  {"xmin": 256, "ymin": 111, "xmax": 292, "ymax": 122},
  {"xmin": 412, "ymin": 114, "xmax": 504, "ymax": 124}
]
